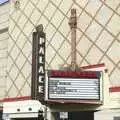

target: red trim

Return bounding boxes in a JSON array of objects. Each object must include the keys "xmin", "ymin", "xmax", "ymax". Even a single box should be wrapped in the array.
[
  {"xmin": 80, "ymin": 63, "xmax": 105, "ymax": 69},
  {"xmin": 50, "ymin": 71, "xmax": 98, "ymax": 78},
  {"xmin": 2, "ymin": 96, "xmax": 31, "ymax": 102},
  {"xmin": 0, "ymin": 96, "xmax": 31, "ymax": 109},
  {"xmin": 109, "ymin": 87, "xmax": 120, "ymax": 92}
]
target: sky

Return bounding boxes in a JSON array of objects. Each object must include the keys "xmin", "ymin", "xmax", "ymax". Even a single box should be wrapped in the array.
[{"xmin": 0, "ymin": 0, "xmax": 8, "ymax": 4}]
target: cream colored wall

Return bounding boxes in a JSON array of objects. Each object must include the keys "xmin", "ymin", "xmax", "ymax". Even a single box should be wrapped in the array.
[
  {"xmin": 7, "ymin": 0, "xmax": 120, "ymax": 98},
  {"xmin": 0, "ymin": 3, "xmax": 9, "ymax": 99}
]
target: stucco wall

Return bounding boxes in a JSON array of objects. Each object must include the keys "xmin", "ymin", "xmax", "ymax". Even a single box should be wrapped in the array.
[{"xmin": 7, "ymin": 0, "xmax": 120, "ymax": 97}]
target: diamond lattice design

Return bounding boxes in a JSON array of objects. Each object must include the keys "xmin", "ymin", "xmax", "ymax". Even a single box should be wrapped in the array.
[{"xmin": 6, "ymin": 0, "xmax": 120, "ymax": 98}]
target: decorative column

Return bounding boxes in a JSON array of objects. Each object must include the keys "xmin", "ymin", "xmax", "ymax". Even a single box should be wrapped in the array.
[{"xmin": 68, "ymin": 9, "xmax": 78, "ymax": 71}]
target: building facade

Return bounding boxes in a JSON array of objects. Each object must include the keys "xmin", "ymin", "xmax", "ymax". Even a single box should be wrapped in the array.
[
  {"xmin": 0, "ymin": 0, "xmax": 120, "ymax": 119},
  {"xmin": 0, "ymin": 1, "xmax": 9, "ymax": 101},
  {"xmin": 0, "ymin": 1, "xmax": 9, "ymax": 119},
  {"xmin": 6, "ymin": 0, "xmax": 120, "ymax": 98}
]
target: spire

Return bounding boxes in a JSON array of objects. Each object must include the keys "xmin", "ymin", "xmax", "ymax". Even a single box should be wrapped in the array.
[{"xmin": 68, "ymin": 9, "xmax": 78, "ymax": 71}]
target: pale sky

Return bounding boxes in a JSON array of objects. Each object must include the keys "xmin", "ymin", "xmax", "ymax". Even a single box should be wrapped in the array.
[{"xmin": 0, "ymin": 0, "xmax": 8, "ymax": 4}]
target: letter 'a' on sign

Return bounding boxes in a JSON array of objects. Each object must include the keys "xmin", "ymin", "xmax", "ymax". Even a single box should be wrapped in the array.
[
  {"xmin": 39, "ymin": 47, "xmax": 44, "ymax": 55},
  {"xmin": 39, "ymin": 66, "xmax": 44, "ymax": 74},
  {"xmin": 31, "ymin": 25, "xmax": 46, "ymax": 103}
]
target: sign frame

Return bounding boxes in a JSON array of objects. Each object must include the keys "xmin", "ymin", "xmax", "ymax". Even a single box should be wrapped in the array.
[{"xmin": 45, "ymin": 70, "xmax": 103, "ymax": 104}]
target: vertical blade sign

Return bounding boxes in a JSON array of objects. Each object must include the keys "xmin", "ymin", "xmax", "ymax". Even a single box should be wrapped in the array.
[{"xmin": 31, "ymin": 29, "xmax": 45, "ymax": 103}]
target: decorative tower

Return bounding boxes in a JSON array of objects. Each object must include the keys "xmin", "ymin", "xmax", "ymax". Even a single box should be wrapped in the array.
[{"xmin": 68, "ymin": 9, "xmax": 80, "ymax": 71}]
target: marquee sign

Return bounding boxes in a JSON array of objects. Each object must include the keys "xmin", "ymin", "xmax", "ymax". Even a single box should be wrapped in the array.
[
  {"xmin": 45, "ymin": 70, "xmax": 102, "ymax": 103},
  {"xmin": 31, "ymin": 27, "xmax": 46, "ymax": 103}
]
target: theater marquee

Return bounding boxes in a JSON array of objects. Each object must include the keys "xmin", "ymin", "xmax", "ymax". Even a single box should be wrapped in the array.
[{"xmin": 45, "ymin": 70, "xmax": 103, "ymax": 104}]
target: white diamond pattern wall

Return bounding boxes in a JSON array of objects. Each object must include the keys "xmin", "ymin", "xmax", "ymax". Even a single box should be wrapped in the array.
[{"xmin": 7, "ymin": 0, "xmax": 120, "ymax": 97}]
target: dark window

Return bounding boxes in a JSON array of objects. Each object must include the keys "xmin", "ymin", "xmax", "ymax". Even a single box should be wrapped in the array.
[
  {"xmin": 114, "ymin": 117, "xmax": 120, "ymax": 120},
  {"xmin": 12, "ymin": 118, "xmax": 38, "ymax": 120},
  {"xmin": 53, "ymin": 111, "xmax": 94, "ymax": 120},
  {"xmin": 0, "ymin": 110, "xmax": 3, "ymax": 120},
  {"xmin": 0, "ymin": 0, "xmax": 8, "ymax": 5}
]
